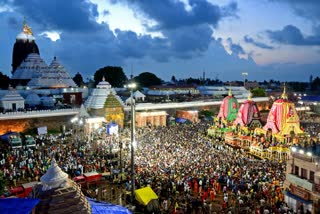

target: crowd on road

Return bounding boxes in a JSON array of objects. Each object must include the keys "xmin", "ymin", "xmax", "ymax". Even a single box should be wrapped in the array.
[
  {"xmin": 132, "ymin": 122, "xmax": 307, "ymax": 213},
  {"xmin": 1, "ymin": 120, "xmax": 319, "ymax": 213},
  {"xmin": 0, "ymin": 133, "xmax": 121, "ymax": 192}
]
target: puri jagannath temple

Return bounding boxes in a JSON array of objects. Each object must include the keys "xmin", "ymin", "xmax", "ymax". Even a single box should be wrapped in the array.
[
  {"xmin": 0, "ymin": 20, "xmax": 126, "ymax": 133},
  {"xmin": 209, "ymin": 85, "xmax": 306, "ymax": 161}
]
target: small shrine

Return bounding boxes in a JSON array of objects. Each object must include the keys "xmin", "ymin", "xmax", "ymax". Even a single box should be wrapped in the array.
[{"xmin": 29, "ymin": 159, "xmax": 92, "ymax": 213}]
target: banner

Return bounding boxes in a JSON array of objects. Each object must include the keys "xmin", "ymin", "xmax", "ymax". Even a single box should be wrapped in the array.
[
  {"xmin": 107, "ymin": 123, "xmax": 118, "ymax": 136},
  {"xmin": 37, "ymin": 126, "xmax": 47, "ymax": 135}
]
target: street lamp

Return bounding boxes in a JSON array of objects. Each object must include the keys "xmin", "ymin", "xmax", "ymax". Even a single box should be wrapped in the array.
[
  {"xmin": 242, "ymin": 72, "xmax": 248, "ymax": 88},
  {"xmin": 126, "ymin": 82, "xmax": 136, "ymax": 204}
]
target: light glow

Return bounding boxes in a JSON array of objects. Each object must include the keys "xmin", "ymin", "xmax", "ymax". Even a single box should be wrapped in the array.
[{"xmin": 39, "ymin": 31, "xmax": 61, "ymax": 42}]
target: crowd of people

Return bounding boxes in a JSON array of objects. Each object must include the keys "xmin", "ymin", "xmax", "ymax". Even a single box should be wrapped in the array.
[
  {"xmin": 132, "ymin": 122, "xmax": 295, "ymax": 213},
  {"xmin": 0, "ymin": 132, "xmax": 122, "ymax": 192},
  {"xmin": 1, "ymin": 120, "xmax": 319, "ymax": 213}
]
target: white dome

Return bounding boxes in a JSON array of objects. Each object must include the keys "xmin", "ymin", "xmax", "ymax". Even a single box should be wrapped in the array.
[
  {"xmin": 16, "ymin": 32, "xmax": 35, "ymax": 41},
  {"xmin": 40, "ymin": 158, "xmax": 69, "ymax": 191},
  {"xmin": 16, "ymin": 20, "xmax": 36, "ymax": 41}
]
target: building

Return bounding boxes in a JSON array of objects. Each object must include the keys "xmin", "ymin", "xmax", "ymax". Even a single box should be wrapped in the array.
[
  {"xmin": 284, "ymin": 145, "xmax": 320, "ymax": 213},
  {"xmin": 0, "ymin": 87, "xmax": 25, "ymax": 111},
  {"xmin": 84, "ymin": 77, "xmax": 125, "ymax": 127},
  {"xmin": 135, "ymin": 111, "xmax": 167, "ymax": 127},
  {"xmin": 29, "ymin": 158, "xmax": 92, "ymax": 213},
  {"xmin": 11, "ymin": 19, "xmax": 40, "ymax": 78}
]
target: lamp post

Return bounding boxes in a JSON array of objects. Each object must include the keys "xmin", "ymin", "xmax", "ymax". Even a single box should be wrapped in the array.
[
  {"xmin": 242, "ymin": 72, "xmax": 248, "ymax": 88},
  {"xmin": 126, "ymin": 82, "xmax": 136, "ymax": 204}
]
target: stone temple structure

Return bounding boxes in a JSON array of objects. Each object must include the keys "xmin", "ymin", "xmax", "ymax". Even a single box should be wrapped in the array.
[
  {"xmin": 85, "ymin": 77, "xmax": 125, "ymax": 127},
  {"xmin": 12, "ymin": 19, "xmax": 40, "ymax": 75},
  {"xmin": 29, "ymin": 158, "xmax": 91, "ymax": 214}
]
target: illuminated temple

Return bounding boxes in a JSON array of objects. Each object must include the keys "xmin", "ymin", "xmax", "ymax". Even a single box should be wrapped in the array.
[{"xmin": 85, "ymin": 77, "xmax": 125, "ymax": 127}]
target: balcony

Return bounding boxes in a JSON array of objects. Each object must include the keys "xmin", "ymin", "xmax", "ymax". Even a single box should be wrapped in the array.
[{"xmin": 287, "ymin": 174, "xmax": 314, "ymax": 191}]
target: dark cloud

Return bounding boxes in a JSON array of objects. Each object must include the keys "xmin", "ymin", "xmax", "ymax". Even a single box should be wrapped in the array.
[
  {"xmin": 266, "ymin": 25, "xmax": 320, "ymax": 46},
  {"xmin": 227, "ymin": 38, "xmax": 246, "ymax": 55},
  {"xmin": 109, "ymin": 0, "xmax": 237, "ymax": 62},
  {"xmin": 244, "ymin": 35, "xmax": 274, "ymax": 49},
  {"xmin": 164, "ymin": 25, "xmax": 213, "ymax": 52},
  {"xmin": 4, "ymin": 0, "xmax": 100, "ymax": 32}
]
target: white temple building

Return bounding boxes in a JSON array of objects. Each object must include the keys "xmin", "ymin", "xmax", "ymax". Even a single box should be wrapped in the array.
[
  {"xmin": 30, "ymin": 158, "xmax": 92, "ymax": 213},
  {"xmin": 84, "ymin": 77, "xmax": 124, "ymax": 110},
  {"xmin": 0, "ymin": 88, "xmax": 25, "ymax": 111},
  {"xmin": 12, "ymin": 53, "xmax": 48, "ymax": 81},
  {"xmin": 27, "ymin": 56, "xmax": 77, "ymax": 89}
]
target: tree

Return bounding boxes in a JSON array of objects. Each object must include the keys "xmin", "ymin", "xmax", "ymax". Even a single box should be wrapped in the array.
[
  {"xmin": 171, "ymin": 75, "xmax": 177, "ymax": 83},
  {"xmin": 134, "ymin": 72, "xmax": 162, "ymax": 87},
  {"xmin": 251, "ymin": 87, "xmax": 267, "ymax": 97},
  {"xmin": 311, "ymin": 76, "xmax": 320, "ymax": 91},
  {"xmin": 0, "ymin": 72, "xmax": 10, "ymax": 89},
  {"xmin": 72, "ymin": 72, "xmax": 84, "ymax": 87},
  {"xmin": 94, "ymin": 66, "xmax": 128, "ymax": 87}
]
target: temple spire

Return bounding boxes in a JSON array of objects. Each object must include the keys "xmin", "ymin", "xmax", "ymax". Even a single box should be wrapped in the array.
[
  {"xmin": 281, "ymin": 83, "xmax": 288, "ymax": 99},
  {"xmin": 23, "ymin": 17, "xmax": 33, "ymax": 35}
]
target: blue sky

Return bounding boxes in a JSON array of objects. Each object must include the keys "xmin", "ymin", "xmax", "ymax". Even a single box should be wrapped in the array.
[{"xmin": 0, "ymin": 0, "xmax": 319, "ymax": 82}]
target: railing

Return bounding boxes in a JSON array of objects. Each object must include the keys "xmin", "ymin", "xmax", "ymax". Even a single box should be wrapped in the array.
[
  {"xmin": 125, "ymin": 97, "xmax": 269, "ymax": 111},
  {"xmin": 0, "ymin": 108, "xmax": 80, "ymax": 120}
]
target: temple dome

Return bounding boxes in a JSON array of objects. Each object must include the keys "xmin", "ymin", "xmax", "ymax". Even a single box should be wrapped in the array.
[
  {"xmin": 40, "ymin": 159, "xmax": 69, "ymax": 191},
  {"xmin": 16, "ymin": 20, "xmax": 35, "ymax": 41},
  {"xmin": 85, "ymin": 78, "xmax": 124, "ymax": 110},
  {"xmin": 16, "ymin": 32, "xmax": 35, "ymax": 41},
  {"xmin": 30, "ymin": 159, "xmax": 92, "ymax": 214},
  {"xmin": 12, "ymin": 20, "xmax": 40, "ymax": 75},
  {"xmin": 12, "ymin": 53, "xmax": 48, "ymax": 80},
  {"xmin": 27, "ymin": 56, "xmax": 77, "ymax": 89},
  {"xmin": 96, "ymin": 77, "xmax": 111, "ymax": 89}
]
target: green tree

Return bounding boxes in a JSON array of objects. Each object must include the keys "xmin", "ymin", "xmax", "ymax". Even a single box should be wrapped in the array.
[
  {"xmin": 94, "ymin": 66, "xmax": 128, "ymax": 87},
  {"xmin": 72, "ymin": 72, "xmax": 84, "ymax": 87},
  {"xmin": 0, "ymin": 72, "xmax": 10, "ymax": 89},
  {"xmin": 0, "ymin": 171, "xmax": 6, "ymax": 195},
  {"xmin": 134, "ymin": 72, "xmax": 162, "ymax": 87},
  {"xmin": 311, "ymin": 76, "xmax": 320, "ymax": 91},
  {"xmin": 251, "ymin": 87, "xmax": 267, "ymax": 97}
]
